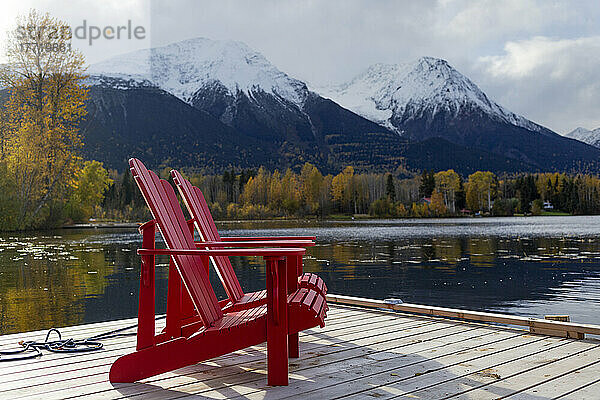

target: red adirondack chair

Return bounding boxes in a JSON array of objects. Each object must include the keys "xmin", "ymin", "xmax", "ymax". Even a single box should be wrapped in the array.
[
  {"xmin": 109, "ymin": 159, "xmax": 327, "ymax": 385},
  {"xmin": 171, "ymin": 169, "xmax": 328, "ymax": 357},
  {"xmin": 171, "ymin": 169, "xmax": 327, "ymax": 300}
]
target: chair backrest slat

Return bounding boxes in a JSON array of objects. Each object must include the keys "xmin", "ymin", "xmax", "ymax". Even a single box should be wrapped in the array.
[
  {"xmin": 171, "ymin": 170, "xmax": 244, "ymax": 302},
  {"xmin": 130, "ymin": 159, "xmax": 223, "ymax": 326}
]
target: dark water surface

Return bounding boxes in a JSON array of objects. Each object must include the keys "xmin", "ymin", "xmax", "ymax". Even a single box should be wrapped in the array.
[{"xmin": 1, "ymin": 216, "xmax": 599, "ymax": 334}]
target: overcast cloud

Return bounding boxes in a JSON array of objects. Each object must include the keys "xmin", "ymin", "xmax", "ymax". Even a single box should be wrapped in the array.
[{"xmin": 1, "ymin": 0, "xmax": 599, "ymax": 133}]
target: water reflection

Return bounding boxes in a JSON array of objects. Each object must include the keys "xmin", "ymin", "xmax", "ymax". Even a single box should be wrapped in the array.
[
  {"xmin": 0, "ymin": 216, "xmax": 599, "ymax": 334},
  {"xmin": 304, "ymin": 236, "xmax": 600, "ymax": 315}
]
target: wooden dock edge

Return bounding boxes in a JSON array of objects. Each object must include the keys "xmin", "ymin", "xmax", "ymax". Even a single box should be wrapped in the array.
[{"xmin": 326, "ymin": 294, "xmax": 600, "ymax": 339}]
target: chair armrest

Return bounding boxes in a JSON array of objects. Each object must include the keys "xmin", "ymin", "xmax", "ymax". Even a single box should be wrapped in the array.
[
  {"xmin": 194, "ymin": 240, "xmax": 314, "ymax": 248},
  {"xmin": 138, "ymin": 247, "xmax": 305, "ymax": 257},
  {"xmin": 220, "ymin": 236, "xmax": 316, "ymax": 241},
  {"xmin": 138, "ymin": 219, "xmax": 157, "ymax": 234}
]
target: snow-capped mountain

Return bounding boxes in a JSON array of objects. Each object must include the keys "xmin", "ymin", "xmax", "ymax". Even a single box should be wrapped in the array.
[
  {"xmin": 84, "ymin": 38, "xmax": 409, "ymax": 171},
  {"xmin": 82, "ymin": 39, "xmax": 600, "ymax": 173},
  {"xmin": 88, "ymin": 37, "xmax": 308, "ymax": 108},
  {"xmin": 88, "ymin": 38, "xmax": 330, "ymax": 144},
  {"xmin": 315, "ymin": 57, "xmax": 600, "ymax": 171},
  {"xmin": 316, "ymin": 57, "xmax": 548, "ymax": 136},
  {"xmin": 564, "ymin": 127, "xmax": 600, "ymax": 148}
]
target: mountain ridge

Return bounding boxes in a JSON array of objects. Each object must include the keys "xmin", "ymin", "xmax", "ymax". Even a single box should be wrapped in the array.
[
  {"xmin": 88, "ymin": 37, "xmax": 309, "ymax": 108},
  {"xmin": 80, "ymin": 38, "xmax": 600, "ymax": 173},
  {"xmin": 316, "ymin": 57, "xmax": 552, "ymax": 136},
  {"xmin": 315, "ymin": 56, "xmax": 600, "ymax": 171}
]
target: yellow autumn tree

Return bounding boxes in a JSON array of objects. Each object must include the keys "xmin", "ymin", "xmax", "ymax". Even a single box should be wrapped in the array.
[
  {"xmin": 466, "ymin": 171, "xmax": 496, "ymax": 212},
  {"xmin": 242, "ymin": 167, "xmax": 269, "ymax": 205},
  {"xmin": 267, "ymin": 170, "xmax": 283, "ymax": 210},
  {"xmin": 281, "ymin": 168, "xmax": 300, "ymax": 215},
  {"xmin": 67, "ymin": 160, "xmax": 113, "ymax": 221},
  {"xmin": 430, "ymin": 190, "xmax": 448, "ymax": 216},
  {"xmin": 434, "ymin": 169, "xmax": 460, "ymax": 213},
  {"xmin": 331, "ymin": 166, "xmax": 354, "ymax": 212},
  {"xmin": 299, "ymin": 162, "xmax": 323, "ymax": 214},
  {"xmin": 0, "ymin": 10, "xmax": 88, "ymax": 228}
]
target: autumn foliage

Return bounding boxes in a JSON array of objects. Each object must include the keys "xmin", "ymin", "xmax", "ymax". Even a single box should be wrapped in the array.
[
  {"xmin": 100, "ymin": 165, "xmax": 600, "ymax": 221},
  {"xmin": 0, "ymin": 11, "xmax": 111, "ymax": 230}
]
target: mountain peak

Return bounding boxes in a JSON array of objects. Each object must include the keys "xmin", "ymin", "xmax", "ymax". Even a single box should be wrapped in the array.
[
  {"xmin": 414, "ymin": 56, "xmax": 453, "ymax": 70},
  {"xmin": 564, "ymin": 127, "xmax": 600, "ymax": 148},
  {"xmin": 318, "ymin": 57, "xmax": 546, "ymax": 135},
  {"xmin": 88, "ymin": 37, "xmax": 308, "ymax": 107}
]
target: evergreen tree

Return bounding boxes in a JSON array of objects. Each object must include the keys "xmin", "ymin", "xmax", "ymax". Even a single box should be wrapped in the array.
[
  {"xmin": 239, "ymin": 169, "xmax": 255, "ymax": 194},
  {"xmin": 222, "ymin": 169, "xmax": 236, "ymax": 203},
  {"xmin": 419, "ymin": 170, "xmax": 435, "ymax": 198},
  {"xmin": 516, "ymin": 175, "xmax": 539, "ymax": 213},
  {"xmin": 385, "ymin": 174, "xmax": 396, "ymax": 201}
]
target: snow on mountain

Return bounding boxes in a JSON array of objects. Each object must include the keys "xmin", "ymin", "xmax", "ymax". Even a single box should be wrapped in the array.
[
  {"xmin": 564, "ymin": 127, "xmax": 600, "ymax": 148},
  {"xmin": 315, "ymin": 57, "xmax": 547, "ymax": 135},
  {"xmin": 88, "ymin": 37, "xmax": 309, "ymax": 108},
  {"xmin": 82, "ymin": 42, "xmax": 600, "ymax": 173},
  {"xmin": 89, "ymin": 45, "xmax": 547, "ymax": 139}
]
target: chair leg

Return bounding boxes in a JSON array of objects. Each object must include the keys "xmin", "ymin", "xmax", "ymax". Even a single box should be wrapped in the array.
[
  {"xmin": 137, "ymin": 224, "xmax": 156, "ymax": 350},
  {"xmin": 287, "ymin": 255, "xmax": 300, "ymax": 358},
  {"xmin": 288, "ymin": 332, "xmax": 299, "ymax": 358},
  {"xmin": 266, "ymin": 257, "xmax": 289, "ymax": 386}
]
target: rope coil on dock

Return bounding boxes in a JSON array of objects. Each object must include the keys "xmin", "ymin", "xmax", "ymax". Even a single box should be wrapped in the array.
[{"xmin": 0, "ymin": 316, "xmax": 165, "ymax": 362}]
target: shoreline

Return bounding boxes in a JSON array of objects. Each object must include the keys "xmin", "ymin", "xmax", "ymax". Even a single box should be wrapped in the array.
[
  {"xmin": 59, "ymin": 212, "xmax": 585, "ymax": 230},
  {"xmin": 61, "ymin": 222, "xmax": 141, "ymax": 229}
]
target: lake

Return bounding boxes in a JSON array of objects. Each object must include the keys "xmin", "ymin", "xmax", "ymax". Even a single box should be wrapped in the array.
[{"xmin": 1, "ymin": 216, "xmax": 599, "ymax": 335}]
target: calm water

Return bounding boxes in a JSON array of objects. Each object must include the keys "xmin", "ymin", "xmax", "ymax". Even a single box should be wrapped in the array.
[{"xmin": 1, "ymin": 216, "xmax": 599, "ymax": 334}]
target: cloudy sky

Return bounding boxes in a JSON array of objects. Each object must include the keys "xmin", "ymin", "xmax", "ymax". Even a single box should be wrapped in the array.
[{"xmin": 1, "ymin": 0, "xmax": 599, "ymax": 133}]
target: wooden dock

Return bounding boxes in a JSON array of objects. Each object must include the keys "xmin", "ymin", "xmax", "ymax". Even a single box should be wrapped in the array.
[{"xmin": 1, "ymin": 303, "xmax": 599, "ymax": 399}]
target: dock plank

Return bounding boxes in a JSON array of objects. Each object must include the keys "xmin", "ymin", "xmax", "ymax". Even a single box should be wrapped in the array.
[
  {"xmin": 446, "ymin": 344, "xmax": 600, "ymax": 400},
  {"xmin": 0, "ymin": 304, "xmax": 597, "ymax": 400},
  {"xmin": 339, "ymin": 338, "xmax": 592, "ymax": 399},
  {"xmin": 282, "ymin": 332, "xmax": 558, "ymax": 400},
  {"xmin": 554, "ymin": 377, "xmax": 600, "ymax": 399},
  {"xmin": 0, "ymin": 313, "xmax": 421, "ymax": 394},
  {"xmin": 105, "ymin": 322, "xmax": 484, "ymax": 400},
  {"xmin": 501, "ymin": 360, "xmax": 600, "ymax": 399},
  {"xmin": 0, "ymin": 306, "xmax": 368, "ymax": 378},
  {"xmin": 210, "ymin": 326, "xmax": 504, "ymax": 400},
  {"xmin": 10, "ymin": 315, "xmax": 443, "ymax": 399}
]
